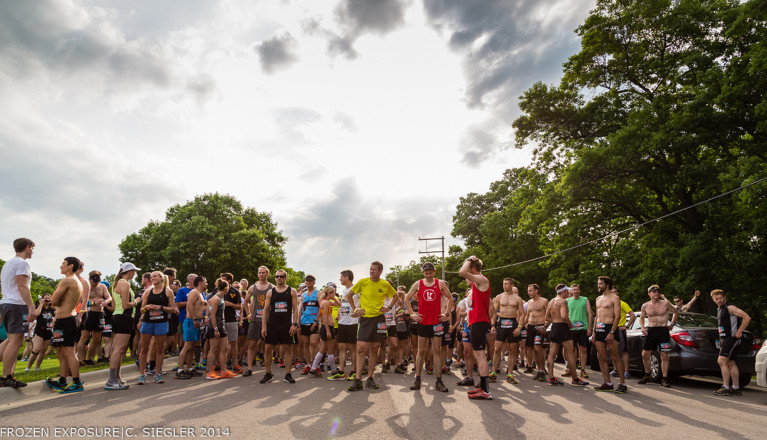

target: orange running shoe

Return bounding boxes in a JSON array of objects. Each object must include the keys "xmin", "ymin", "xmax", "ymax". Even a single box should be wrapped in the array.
[
  {"xmin": 206, "ymin": 371, "xmax": 220, "ymax": 380},
  {"xmin": 232, "ymin": 365, "xmax": 243, "ymax": 375},
  {"xmin": 219, "ymin": 370, "xmax": 237, "ymax": 378}
]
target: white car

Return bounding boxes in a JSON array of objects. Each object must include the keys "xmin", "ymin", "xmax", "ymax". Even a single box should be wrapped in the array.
[{"xmin": 757, "ymin": 343, "xmax": 767, "ymax": 388}]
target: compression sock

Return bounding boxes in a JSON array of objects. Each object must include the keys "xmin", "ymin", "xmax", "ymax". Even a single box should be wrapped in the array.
[
  {"xmin": 327, "ymin": 355, "xmax": 336, "ymax": 372},
  {"xmin": 149, "ymin": 360, "xmax": 156, "ymax": 370},
  {"xmin": 312, "ymin": 352, "xmax": 323, "ymax": 370},
  {"xmin": 480, "ymin": 376, "xmax": 489, "ymax": 393}
]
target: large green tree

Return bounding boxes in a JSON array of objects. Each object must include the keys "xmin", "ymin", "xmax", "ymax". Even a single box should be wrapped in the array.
[{"xmin": 119, "ymin": 193, "xmax": 291, "ymax": 285}]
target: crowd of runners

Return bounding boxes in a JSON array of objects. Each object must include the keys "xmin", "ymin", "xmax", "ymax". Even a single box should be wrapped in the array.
[{"xmin": 0, "ymin": 238, "xmax": 753, "ymax": 400}]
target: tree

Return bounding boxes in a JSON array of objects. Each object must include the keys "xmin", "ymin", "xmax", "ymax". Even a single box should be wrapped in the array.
[
  {"xmin": 118, "ymin": 193, "xmax": 293, "ymax": 285},
  {"xmin": 0, "ymin": 259, "xmax": 59, "ymax": 302}
]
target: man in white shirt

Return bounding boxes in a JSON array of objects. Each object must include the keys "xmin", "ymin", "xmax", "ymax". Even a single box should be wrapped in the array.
[{"xmin": 0, "ymin": 238, "xmax": 36, "ymax": 388}]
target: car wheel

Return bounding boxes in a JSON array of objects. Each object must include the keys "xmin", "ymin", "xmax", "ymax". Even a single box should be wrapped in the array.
[
  {"xmin": 739, "ymin": 375, "xmax": 752, "ymax": 388},
  {"xmin": 649, "ymin": 351, "xmax": 662, "ymax": 383}
]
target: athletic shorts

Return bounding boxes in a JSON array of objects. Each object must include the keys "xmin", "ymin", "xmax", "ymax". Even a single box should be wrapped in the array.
[
  {"xmin": 495, "ymin": 317, "xmax": 520, "ymax": 343},
  {"xmin": 461, "ymin": 323, "xmax": 471, "ymax": 344},
  {"xmin": 719, "ymin": 337, "xmax": 740, "ymax": 359},
  {"xmin": 417, "ymin": 322, "xmax": 447, "ymax": 339},
  {"xmin": 448, "ymin": 329, "xmax": 457, "ymax": 348},
  {"xmin": 84, "ymin": 311, "xmax": 105, "ymax": 332},
  {"xmin": 337, "ymin": 324, "xmax": 358, "ymax": 344},
  {"xmin": 183, "ymin": 318, "xmax": 201, "ymax": 342},
  {"xmin": 320, "ymin": 325, "xmax": 336, "ymax": 341},
  {"xmin": 549, "ymin": 322, "xmax": 572, "ymax": 344},
  {"xmin": 387, "ymin": 325, "xmax": 397, "ymax": 338},
  {"xmin": 34, "ymin": 325, "xmax": 53, "ymax": 341},
  {"xmin": 239, "ymin": 320, "xmax": 248, "ymax": 337},
  {"xmin": 50, "ymin": 316, "xmax": 77, "ymax": 347},
  {"xmin": 0, "ymin": 303, "xmax": 27, "ymax": 334},
  {"xmin": 167, "ymin": 314, "xmax": 179, "ymax": 336},
  {"xmin": 526, "ymin": 324, "xmax": 546, "ymax": 348},
  {"xmin": 593, "ymin": 322, "xmax": 613, "ymax": 343},
  {"xmin": 357, "ymin": 315, "xmax": 387, "ymax": 343},
  {"xmin": 409, "ymin": 324, "xmax": 418, "ymax": 336},
  {"xmin": 224, "ymin": 322, "xmax": 239, "ymax": 342},
  {"xmin": 112, "ymin": 314, "xmax": 133, "ymax": 335},
  {"xmin": 141, "ymin": 321, "xmax": 169, "ymax": 336},
  {"xmin": 469, "ymin": 321, "xmax": 491, "ymax": 351},
  {"xmin": 398, "ymin": 330, "xmax": 410, "ymax": 341},
  {"xmin": 205, "ymin": 324, "xmax": 228, "ymax": 339},
  {"xmin": 617, "ymin": 328, "xmax": 628, "ymax": 352},
  {"xmin": 264, "ymin": 321, "xmax": 292, "ymax": 346},
  {"xmin": 571, "ymin": 329, "xmax": 589, "ymax": 347},
  {"xmin": 247, "ymin": 320, "xmax": 262, "ymax": 341},
  {"xmin": 643, "ymin": 326, "xmax": 671, "ymax": 352},
  {"xmin": 300, "ymin": 324, "xmax": 318, "ymax": 337}
]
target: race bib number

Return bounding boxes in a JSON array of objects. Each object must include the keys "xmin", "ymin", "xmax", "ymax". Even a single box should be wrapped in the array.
[
  {"xmin": 500, "ymin": 319, "xmax": 513, "ymax": 329},
  {"xmin": 52, "ymin": 330, "xmax": 63, "ymax": 344},
  {"xmin": 275, "ymin": 302, "xmax": 288, "ymax": 312},
  {"xmin": 149, "ymin": 310, "xmax": 163, "ymax": 321},
  {"xmin": 377, "ymin": 322, "xmax": 388, "ymax": 333},
  {"xmin": 718, "ymin": 326, "xmax": 725, "ymax": 338},
  {"xmin": 256, "ymin": 309, "xmax": 264, "ymax": 318},
  {"xmin": 384, "ymin": 311, "xmax": 394, "ymax": 321},
  {"xmin": 660, "ymin": 342, "xmax": 671, "ymax": 352},
  {"xmin": 573, "ymin": 321, "xmax": 584, "ymax": 329},
  {"xmin": 47, "ymin": 321, "xmax": 54, "ymax": 330},
  {"xmin": 433, "ymin": 324, "xmax": 444, "ymax": 336},
  {"xmin": 534, "ymin": 335, "xmax": 543, "ymax": 345},
  {"xmin": 595, "ymin": 322, "xmax": 606, "ymax": 332},
  {"xmin": 104, "ymin": 324, "xmax": 112, "ymax": 332},
  {"xmin": 520, "ymin": 328, "xmax": 527, "ymax": 338},
  {"xmin": 100, "ymin": 317, "xmax": 106, "ymax": 326}
]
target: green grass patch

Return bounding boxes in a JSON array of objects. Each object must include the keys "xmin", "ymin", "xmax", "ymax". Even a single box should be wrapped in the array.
[{"xmin": 13, "ymin": 355, "xmax": 134, "ymax": 383}]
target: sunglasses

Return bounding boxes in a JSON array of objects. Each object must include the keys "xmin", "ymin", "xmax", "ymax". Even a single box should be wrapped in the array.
[{"xmin": 275, "ymin": 275, "xmax": 286, "ymax": 278}]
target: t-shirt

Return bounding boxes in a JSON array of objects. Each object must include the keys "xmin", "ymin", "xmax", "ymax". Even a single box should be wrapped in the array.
[
  {"xmin": 351, "ymin": 278, "xmax": 396, "ymax": 318},
  {"xmin": 0, "ymin": 256, "xmax": 31, "ymax": 305},
  {"xmin": 338, "ymin": 287, "xmax": 360, "ymax": 326},
  {"xmin": 223, "ymin": 287, "xmax": 241, "ymax": 323},
  {"xmin": 618, "ymin": 301, "xmax": 632, "ymax": 327},
  {"xmin": 175, "ymin": 287, "xmax": 191, "ymax": 322}
]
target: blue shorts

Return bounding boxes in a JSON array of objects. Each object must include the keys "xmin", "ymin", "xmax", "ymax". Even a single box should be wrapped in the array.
[
  {"xmin": 183, "ymin": 318, "xmax": 201, "ymax": 342},
  {"xmin": 140, "ymin": 321, "xmax": 169, "ymax": 336}
]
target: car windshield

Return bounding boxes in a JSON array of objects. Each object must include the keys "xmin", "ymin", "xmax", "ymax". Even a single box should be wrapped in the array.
[{"xmin": 676, "ymin": 314, "xmax": 718, "ymax": 328}]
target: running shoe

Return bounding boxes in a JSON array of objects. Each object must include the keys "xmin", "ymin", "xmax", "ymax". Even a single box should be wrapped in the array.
[
  {"xmin": 283, "ymin": 373, "xmax": 295, "ymax": 384},
  {"xmin": 260, "ymin": 372, "xmax": 274, "ymax": 384},
  {"xmin": 1, "ymin": 376, "xmax": 27, "ymax": 389},
  {"xmin": 488, "ymin": 372, "xmax": 497, "ymax": 382},
  {"xmin": 506, "ymin": 374, "xmax": 519, "ymax": 384},
  {"xmin": 713, "ymin": 386, "xmax": 731, "ymax": 396},
  {"xmin": 174, "ymin": 371, "xmax": 190, "ymax": 380},
  {"xmin": 394, "ymin": 365, "xmax": 405, "ymax": 374},
  {"xmin": 523, "ymin": 366, "xmax": 534, "ymax": 374},
  {"xmin": 309, "ymin": 369, "xmax": 322, "ymax": 378},
  {"xmin": 154, "ymin": 374, "xmax": 164, "ymax": 384},
  {"xmin": 232, "ymin": 365, "xmax": 243, "ymax": 375},
  {"xmin": 426, "ymin": 366, "xmax": 433, "ymax": 375},
  {"xmin": 661, "ymin": 379, "xmax": 670, "ymax": 388},
  {"xmin": 347, "ymin": 379, "xmax": 363, "ymax": 391},
  {"xmin": 382, "ymin": 363, "xmax": 390, "ymax": 373},
  {"xmin": 219, "ymin": 370, "xmax": 237, "ymax": 379},
  {"xmin": 59, "ymin": 382, "xmax": 84, "ymax": 394},
  {"xmin": 104, "ymin": 381, "xmax": 129, "ymax": 390},
  {"xmin": 435, "ymin": 380, "xmax": 448, "ymax": 393},
  {"xmin": 729, "ymin": 387, "xmax": 742, "ymax": 396},
  {"xmin": 467, "ymin": 390, "xmax": 492, "ymax": 400},
  {"xmin": 206, "ymin": 371, "xmax": 220, "ymax": 380},
  {"xmin": 609, "ymin": 369, "xmax": 619, "ymax": 377},
  {"xmin": 365, "ymin": 377, "xmax": 379, "ymax": 389},
  {"xmin": 547, "ymin": 377, "xmax": 564, "ymax": 386},
  {"xmin": 302, "ymin": 366, "xmax": 311, "ymax": 375},
  {"xmin": 442, "ymin": 366, "xmax": 452, "ymax": 375},
  {"xmin": 146, "ymin": 369, "xmax": 156, "ymax": 376},
  {"xmin": 243, "ymin": 369, "xmax": 253, "ymax": 377},
  {"xmin": 615, "ymin": 384, "xmax": 628, "ymax": 394},
  {"xmin": 195, "ymin": 363, "xmax": 206, "ymax": 370},
  {"xmin": 638, "ymin": 375, "xmax": 653, "ymax": 384},
  {"xmin": 327, "ymin": 372, "xmax": 346, "ymax": 381},
  {"xmin": 137, "ymin": 375, "xmax": 146, "ymax": 385},
  {"xmin": 172, "ymin": 364, "xmax": 180, "ymax": 372},
  {"xmin": 346, "ymin": 372, "xmax": 356, "ymax": 381},
  {"xmin": 45, "ymin": 377, "xmax": 64, "ymax": 391},
  {"xmin": 537, "ymin": 372, "xmax": 547, "ymax": 382},
  {"xmin": 579, "ymin": 370, "xmax": 589, "ymax": 379},
  {"xmin": 563, "ymin": 370, "xmax": 572, "ymax": 377},
  {"xmin": 594, "ymin": 383, "xmax": 613, "ymax": 392},
  {"xmin": 456, "ymin": 377, "xmax": 475, "ymax": 387},
  {"xmin": 24, "ymin": 367, "xmax": 30, "ymax": 372},
  {"xmin": 571, "ymin": 378, "xmax": 589, "ymax": 387},
  {"xmin": 410, "ymin": 378, "xmax": 421, "ymax": 390},
  {"xmin": 279, "ymin": 359, "xmax": 285, "ymax": 368}
]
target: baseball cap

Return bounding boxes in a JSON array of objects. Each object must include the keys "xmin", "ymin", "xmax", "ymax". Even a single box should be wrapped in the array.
[
  {"xmin": 422, "ymin": 262, "xmax": 435, "ymax": 271},
  {"xmin": 120, "ymin": 262, "xmax": 140, "ymax": 272}
]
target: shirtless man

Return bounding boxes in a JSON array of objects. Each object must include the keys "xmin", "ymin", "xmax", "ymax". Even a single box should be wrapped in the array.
[
  {"xmin": 177, "ymin": 276, "xmax": 208, "ymax": 379},
  {"xmin": 77, "ymin": 270, "xmax": 111, "ymax": 365},
  {"xmin": 46, "ymin": 257, "xmax": 84, "ymax": 393},
  {"xmin": 545, "ymin": 284, "xmax": 589, "ymax": 386},
  {"xmin": 405, "ymin": 262, "xmax": 453, "ymax": 392},
  {"xmin": 638, "ymin": 285, "xmax": 678, "ymax": 388},
  {"xmin": 244, "ymin": 266, "xmax": 272, "ymax": 376},
  {"xmin": 522, "ymin": 284, "xmax": 548, "ymax": 382},
  {"xmin": 260, "ymin": 269, "xmax": 299, "ymax": 384},
  {"xmin": 490, "ymin": 277, "xmax": 525, "ymax": 384},
  {"xmin": 592, "ymin": 276, "xmax": 627, "ymax": 393}
]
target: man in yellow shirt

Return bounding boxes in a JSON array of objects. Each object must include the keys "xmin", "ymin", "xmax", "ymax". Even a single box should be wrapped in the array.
[
  {"xmin": 346, "ymin": 261, "xmax": 400, "ymax": 391},
  {"xmin": 610, "ymin": 287, "xmax": 636, "ymax": 379}
]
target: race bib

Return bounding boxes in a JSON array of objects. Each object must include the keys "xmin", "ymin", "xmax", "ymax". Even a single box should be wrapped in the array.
[
  {"xmin": 275, "ymin": 302, "xmax": 288, "ymax": 312},
  {"xmin": 384, "ymin": 311, "xmax": 394, "ymax": 321},
  {"xmin": 520, "ymin": 328, "xmax": 527, "ymax": 338},
  {"xmin": 534, "ymin": 335, "xmax": 543, "ymax": 345},
  {"xmin": 100, "ymin": 317, "xmax": 106, "ymax": 326},
  {"xmin": 52, "ymin": 330, "xmax": 63, "ymax": 344},
  {"xmin": 718, "ymin": 326, "xmax": 725, "ymax": 338},
  {"xmin": 149, "ymin": 310, "xmax": 163, "ymax": 321},
  {"xmin": 660, "ymin": 342, "xmax": 671, "ymax": 352},
  {"xmin": 256, "ymin": 308, "xmax": 264, "ymax": 318},
  {"xmin": 46, "ymin": 321, "xmax": 54, "ymax": 330},
  {"xmin": 500, "ymin": 319, "xmax": 513, "ymax": 329},
  {"xmin": 377, "ymin": 322, "xmax": 388, "ymax": 333},
  {"xmin": 104, "ymin": 324, "xmax": 112, "ymax": 332},
  {"xmin": 433, "ymin": 323, "xmax": 444, "ymax": 336},
  {"xmin": 573, "ymin": 321, "xmax": 584, "ymax": 329},
  {"xmin": 595, "ymin": 322, "xmax": 606, "ymax": 332}
]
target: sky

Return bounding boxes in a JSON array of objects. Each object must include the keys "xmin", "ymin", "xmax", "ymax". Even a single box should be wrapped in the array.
[{"xmin": 0, "ymin": 0, "xmax": 595, "ymax": 285}]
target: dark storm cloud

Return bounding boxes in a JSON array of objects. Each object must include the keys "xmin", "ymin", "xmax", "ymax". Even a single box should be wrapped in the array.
[{"xmin": 255, "ymin": 32, "xmax": 299, "ymax": 74}]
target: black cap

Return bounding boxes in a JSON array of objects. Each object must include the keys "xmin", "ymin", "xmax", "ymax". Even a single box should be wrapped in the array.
[{"xmin": 422, "ymin": 262, "xmax": 435, "ymax": 271}]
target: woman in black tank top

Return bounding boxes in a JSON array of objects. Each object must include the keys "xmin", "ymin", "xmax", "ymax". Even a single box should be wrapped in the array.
[
  {"xmin": 25, "ymin": 294, "xmax": 54, "ymax": 372},
  {"xmin": 137, "ymin": 271, "xmax": 177, "ymax": 385}
]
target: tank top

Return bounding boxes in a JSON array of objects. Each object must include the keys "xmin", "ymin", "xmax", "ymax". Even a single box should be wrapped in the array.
[
  {"xmin": 251, "ymin": 283, "xmax": 272, "ymax": 322},
  {"xmin": 468, "ymin": 278, "xmax": 491, "ymax": 325},
  {"xmin": 113, "ymin": 281, "xmax": 134, "ymax": 315},
  {"xmin": 417, "ymin": 279, "xmax": 442, "ymax": 325},
  {"xmin": 209, "ymin": 294, "xmax": 225, "ymax": 328},
  {"xmin": 269, "ymin": 286, "xmax": 292, "ymax": 323},
  {"xmin": 567, "ymin": 296, "xmax": 588, "ymax": 330},
  {"xmin": 384, "ymin": 297, "xmax": 396, "ymax": 326},
  {"xmin": 142, "ymin": 287, "xmax": 169, "ymax": 323},
  {"xmin": 36, "ymin": 306, "xmax": 54, "ymax": 332},
  {"xmin": 338, "ymin": 287, "xmax": 359, "ymax": 326},
  {"xmin": 300, "ymin": 289, "xmax": 320, "ymax": 325},
  {"xmin": 717, "ymin": 302, "xmax": 740, "ymax": 338}
]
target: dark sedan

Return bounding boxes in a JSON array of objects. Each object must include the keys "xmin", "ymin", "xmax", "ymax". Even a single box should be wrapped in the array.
[{"xmin": 591, "ymin": 312, "xmax": 761, "ymax": 387}]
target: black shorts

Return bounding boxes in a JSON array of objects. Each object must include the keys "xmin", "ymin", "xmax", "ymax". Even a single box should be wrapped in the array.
[
  {"xmin": 417, "ymin": 322, "xmax": 447, "ymax": 339},
  {"xmin": 83, "ymin": 311, "xmax": 105, "ymax": 332},
  {"xmin": 593, "ymin": 322, "xmax": 613, "ymax": 343},
  {"xmin": 469, "ymin": 321, "xmax": 491, "ymax": 351},
  {"xmin": 571, "ymin": 329, "xmax": 589, "ymax": 347},
  {"xmin": 387, "ymin": 325, "xmax": 398, "ymax": 338},
  {"xmin": 409, "ymin": 324, "xmax": 418, "ymax": 336},
  {"xmin": 441, "ymin": 322, "xmax": 452, "ymax": 346},
  {"xmin": 51, "ymin": 316, "xmax": 78, "ymax": 347},
  {"xmin": 719, "ymin": 337, "xmax": 740, "ymax": 359},
  {"xmin": 264, "ymin": 321, "xmax": 292, "ymax": 346},
  {"xmin": 238, "ymin": 321, "xmax": 247, "ymax": 337},
  {"xmin": 643, "ymin": 327, "xmax": 671, "ymax": 352},
  {"xmin": 398, "ymin": 330, "xmax": 410, "ymax": 341},
  {"xmin": 495, "ymin": 317, "xmax": 520, "ymax": 343},
  {"xmin": 320, "ymin": 326, "xmax": 336, "ymax": 341},
  {"xmin": 167, "ymin": 315, "xmax": 179, "ymax": 336},
  {"xmin": 33, "ymin": 327, "xmax": 53, "ymax": 341},
  {"xmin": 526, "ymin": 324, "xmax": 546, "ymax": 348},
  {"xmin": 300, "ymin": 324, "xmax": 318, "ymax": 337},
  {"xmin": 337, "ymin": 324, "xmax": 358, "ymax": 344},
  {"xmin": 549, "ymin": 323, "xmax": 572, "ymax": 344},
  {"xmin": 205, "ymin": 325, "xmax": 228, "ymax": 339},
  {"xmin": 102, "ymin": 313, "xmax": 113, "ymax": 338},
  {"xmin": 112, "ymin": 314, "xmax": 134, "ymax": 335},
  {"xmin": 448, "ymin": 329, "xmax": 457, "ymax": 348},
  {"xmin": 357, "ymin": 315, "xmax": 387, "ymax": 343}
]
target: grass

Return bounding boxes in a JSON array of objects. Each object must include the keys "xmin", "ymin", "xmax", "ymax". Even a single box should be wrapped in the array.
[{"xmin": 12, "ymin": 353, "xmax": 135, "ymax": 383}]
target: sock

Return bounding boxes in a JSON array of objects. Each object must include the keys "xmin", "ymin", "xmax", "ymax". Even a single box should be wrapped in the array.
[
  {"xmin": 723, "ymin": 385, "xmax": 730, "ymax": 389},
  {"xmin": 606, "ymin": 382, "xmax": 613, "ymax": 386},
  {"xmin": 480, "ymin": 376, "xmax": 489, "ymax": 393},
  {"xmin": 73, "ymin": 377, "xmax": 81, "ymax": 385},
  {"xmin": 194, "ymin": 346, "xmax": 201, "ymax": 363},
  {"xmin": 149, "ymin": 360, "xmax": 156, "ymax": 370},
  {"xmin": 58, "ymin": 377, "xmax": 67, "ymax": 385},
  {"xmin": 312, "ymin": 352, "xmax": 323, "ymax": 370},
  {"xmin": 415, "ymin": 375, "xmax": 421, "ymax": 381},
  {"xmin": 328, "ymin": 355, "xmax": 336, "ymax": 372}
]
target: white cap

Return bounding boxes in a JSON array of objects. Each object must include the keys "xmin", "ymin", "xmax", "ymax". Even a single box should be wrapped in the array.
[{"xmin": 120, "ymin": 262, "xmax": 140, "ymax": 272}]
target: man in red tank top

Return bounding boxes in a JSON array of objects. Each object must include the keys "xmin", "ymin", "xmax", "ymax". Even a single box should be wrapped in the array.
[
  {"xmin": 458, "ymin": 256, "xmax": 495, "ymax": 400},
  {"xmin": 404, "ymin": 262, "xmax": 453, "ymax": 392}
]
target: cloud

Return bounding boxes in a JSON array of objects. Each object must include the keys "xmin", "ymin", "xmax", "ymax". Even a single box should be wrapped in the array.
[{"xmin": 255, "ymin": 32, "xmax": 299, "ymax": 74}]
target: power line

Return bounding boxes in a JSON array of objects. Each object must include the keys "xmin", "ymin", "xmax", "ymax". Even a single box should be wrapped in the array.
[{"xmin": 446, "ymin": 176, "xmax": 767, "ymax": 274}]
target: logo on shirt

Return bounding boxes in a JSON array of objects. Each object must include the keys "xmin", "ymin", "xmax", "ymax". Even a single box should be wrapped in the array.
[{"xmin": 424, "ymin": 289, "xmax": 436, "ymax": 301}]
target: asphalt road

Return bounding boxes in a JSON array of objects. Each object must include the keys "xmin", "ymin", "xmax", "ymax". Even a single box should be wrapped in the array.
[{"xmin": 1, "ymin": 362, "xmax": 765, "ymax": 440}]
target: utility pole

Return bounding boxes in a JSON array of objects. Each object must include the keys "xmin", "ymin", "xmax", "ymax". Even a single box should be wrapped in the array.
[{"xmin": 418, "ymin": 236, "xmax": 445, "ymax": 280}]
